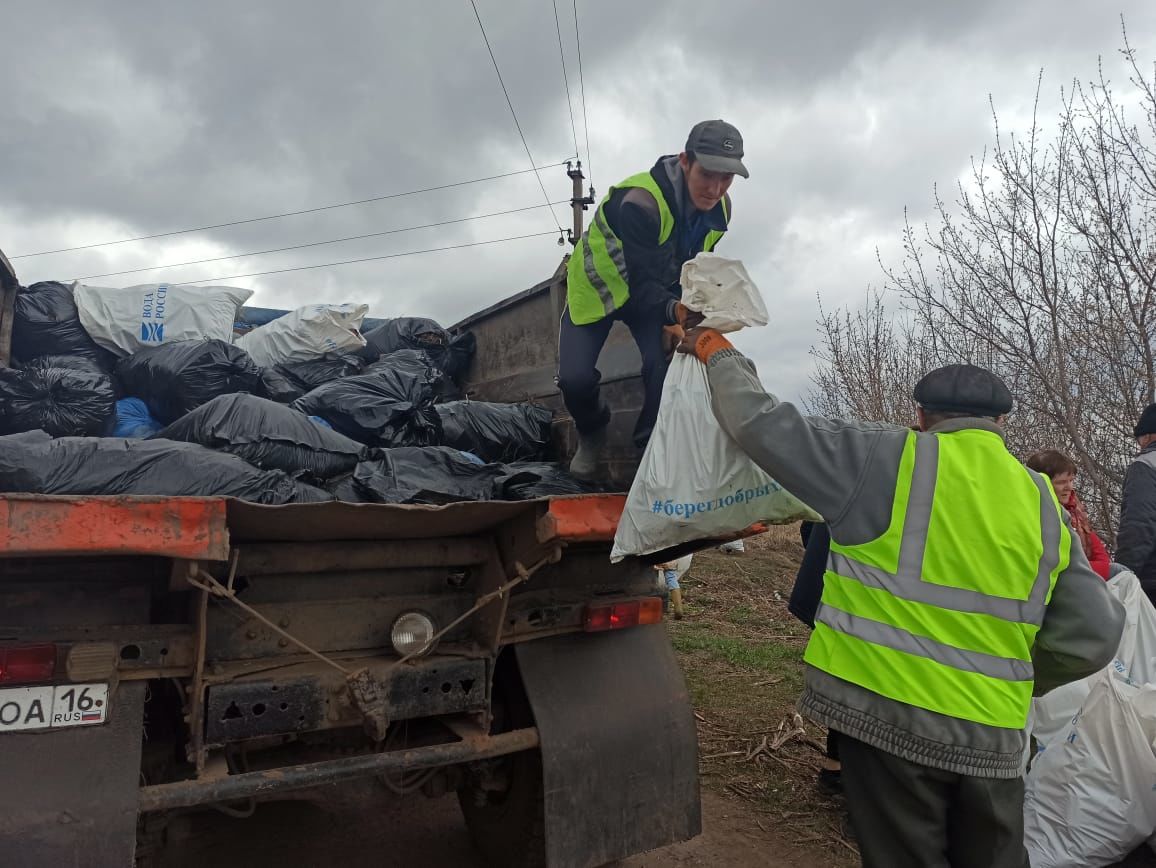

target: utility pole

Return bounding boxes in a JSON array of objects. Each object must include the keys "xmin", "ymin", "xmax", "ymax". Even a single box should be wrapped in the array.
[{"xmin": 566, "ymin": 161, "xmax": 595, "ymax": 246}]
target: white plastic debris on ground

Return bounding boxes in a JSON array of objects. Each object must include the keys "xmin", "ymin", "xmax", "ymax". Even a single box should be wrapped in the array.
[
  {"xmin": 74, "ymin": 282, "xmax": 253, "ymax": 355},
  {"xmin": 236, "ymin": 303, "xmax": 369, "ymax": 367},
  {"xmin": 611, "ymin": 254, "xmax": 818, "ymax": 562},
  {"xmin": 1024, "ymin": 568, "xmax": 1156, "ymax": 868}
]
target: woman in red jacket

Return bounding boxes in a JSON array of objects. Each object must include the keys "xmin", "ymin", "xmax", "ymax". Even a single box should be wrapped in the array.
[{"xmin": 1027, "ymin": 450, "xmax": 1111, "ymax": 579}]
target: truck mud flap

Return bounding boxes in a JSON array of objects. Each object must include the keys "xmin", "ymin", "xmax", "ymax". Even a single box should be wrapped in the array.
[
  {"xmin": 0, "ymin": 682, "xmax": 147, "ymax": 867},
  {"xmin": 515, "ymin": 625, "xmax": 700, "ymax": 868}
]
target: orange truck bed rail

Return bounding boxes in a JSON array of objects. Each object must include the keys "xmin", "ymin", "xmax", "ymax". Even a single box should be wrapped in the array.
[
  {"xmin": 0, "ymin": 495, "xmax": 230, "ymax": 559},
  {"xmin": 0, "ymin": 494, "xmax": 628, "ymax": 560}
]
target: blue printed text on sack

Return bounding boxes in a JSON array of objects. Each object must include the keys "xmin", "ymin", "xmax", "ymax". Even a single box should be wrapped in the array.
[
  {"xmin": 650, "ymin": 482, "xmax": 783, "ymax": 518},
  {"xmin": 139, "ymin": 284, "xmax": 169, "ymax": 343}
]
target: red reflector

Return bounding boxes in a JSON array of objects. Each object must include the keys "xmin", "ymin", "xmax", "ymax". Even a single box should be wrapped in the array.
[
  {"xmin": 584, "ymin": 597, "xmax": 665, "ymax": 632},
  {"xmin": 638, "ymin": 597, "xmax": 664, "ymax": 625},
  {"xmin": 0, "ymin": 644, "xmax": 56, "ymax": 685},
  {"xmin": 585, "ymin": 601, "xmax": 639, "ymax": 632}
]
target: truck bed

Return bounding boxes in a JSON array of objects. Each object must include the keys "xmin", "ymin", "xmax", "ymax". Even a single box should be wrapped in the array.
[{"xmin": 0, "ymin": 491, "xmax": 627, "ymax": 558}]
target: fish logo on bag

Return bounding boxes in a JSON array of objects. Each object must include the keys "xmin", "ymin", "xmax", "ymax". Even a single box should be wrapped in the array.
[{"xmin": 139, "ymin": 284, "xmax": 169, "ymax": 343}]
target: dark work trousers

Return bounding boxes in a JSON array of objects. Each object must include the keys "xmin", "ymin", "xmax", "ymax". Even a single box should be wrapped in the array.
[
  {"xmin": 839, "ymin": 735, "xmax": 1029, "ymax": 868},
  {"xmin": 557, "ymin": 299, "xmax": 668, "ymax": 447}
]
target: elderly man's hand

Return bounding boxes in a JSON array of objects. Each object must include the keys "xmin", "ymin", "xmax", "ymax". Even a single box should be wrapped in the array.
[{"xmin": 677, "ymin": 327, "xmax": 734, "ymax": 363}]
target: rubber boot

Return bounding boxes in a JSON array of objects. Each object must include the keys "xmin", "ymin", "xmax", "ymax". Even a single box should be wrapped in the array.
[
  {"xmin": 569, "ymin": 426, "xmax": 608, "ymax": 481},
  {"xmin": 669, "ymin": 588, "xmax": 685, "ymax": 620}
]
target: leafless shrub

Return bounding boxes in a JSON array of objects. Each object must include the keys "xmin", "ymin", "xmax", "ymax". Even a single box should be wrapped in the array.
[{"xmin": 809, "ymin": 22, "xmax": 1156, "ymax": 540}]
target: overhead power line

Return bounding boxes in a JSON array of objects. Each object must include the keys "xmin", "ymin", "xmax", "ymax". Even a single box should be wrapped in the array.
[
  {"xmin": 10, "ymin": 162, "xmax": 571, "ymax": 259},
  {"xmin": 167, "ymin": 231, "xmax": 557, "ymax": 286},
  {"xmin": 551, "ymin": 0, "xmax": 580, "ymax": 161},
  {"xmin": 573, "ymin": 0, "xmax": 593, "ymax": 187},
  {"xmin": 469, "ymin": 0, "xmax": 563, "ymax": 235},
  {"xmin": 74, "ymin": 200, "xmax": 569, "ymax": 281}
]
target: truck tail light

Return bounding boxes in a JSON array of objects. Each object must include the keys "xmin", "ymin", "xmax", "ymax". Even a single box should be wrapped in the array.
[
  {"xmin": 0, "ymin": 644, "xmax": 57, "ymax": 685},
  {"xmin": 583, "ymin": 597, "xmax": 664, "ymax": 633}
]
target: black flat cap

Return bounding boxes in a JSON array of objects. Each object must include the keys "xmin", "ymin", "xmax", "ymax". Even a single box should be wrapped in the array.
[
  {"xmin": 913, "ymin": 364, "xmax": 1013, "ymax": 417},
  {"xmin": 1135, "ymin": 404, "xmax": 1156, "ymax": 438}
]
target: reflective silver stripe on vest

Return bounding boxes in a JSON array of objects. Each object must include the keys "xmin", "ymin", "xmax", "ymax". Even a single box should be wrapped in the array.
[
  {"xmin": 829, "ymin": 433, "xmax": 1060, "ymax": 626},
  {"xmin": 595, "ymin": 208, "xmax": 628, "ymax": 278},
  {"xmin": 1029, "ymin": 470, "xmax": 1063, "ymax": 599},
  {"xmin": 816, "ymin": 603, "xmax": 1035, "ymax": 682},
  {"xmin": 579, "ymin": 208, "xmax": 624, "ymax": 318}
]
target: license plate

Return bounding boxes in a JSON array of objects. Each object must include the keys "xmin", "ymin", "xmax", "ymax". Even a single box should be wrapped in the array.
[{"xmin": 0, "ymin": 683, "xmax": 109, "ymax": 732}]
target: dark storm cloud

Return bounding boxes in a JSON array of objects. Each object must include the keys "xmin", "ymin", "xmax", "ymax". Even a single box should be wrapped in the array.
[{"xmin": 2, "ymin": 1, "xmax": 1155, "ymax": 399}]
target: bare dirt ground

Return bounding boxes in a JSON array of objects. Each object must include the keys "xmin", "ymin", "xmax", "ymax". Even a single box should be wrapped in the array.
[
  {"xmin": 162, "ymin": 786, "xmax": 821, "ymax": 868},
  {"xmin": 159, "ymin": 526, "xmax": 1155, "ymax": 867}
]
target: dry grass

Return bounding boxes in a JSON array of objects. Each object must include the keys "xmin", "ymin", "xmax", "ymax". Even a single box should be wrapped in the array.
[{"xmin": 669, "ymin": 526, "xmax": 858, "ymax": 866}]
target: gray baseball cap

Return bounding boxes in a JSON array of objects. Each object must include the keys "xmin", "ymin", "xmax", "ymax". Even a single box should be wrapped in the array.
[{"xmin": 685, "ymin": 119, "xmax": 749, "ymax": 178}]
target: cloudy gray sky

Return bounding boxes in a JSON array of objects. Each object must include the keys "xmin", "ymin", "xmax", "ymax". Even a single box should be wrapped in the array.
[{"xmin": 3, "ymin": 1, "xmax": 1155, "ymax": 402}]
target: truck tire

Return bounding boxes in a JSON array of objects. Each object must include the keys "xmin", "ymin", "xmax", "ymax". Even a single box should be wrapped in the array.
[
  {"xmin": 457, "ymin": 654, "xmax": 547, "ymax": 868},
  {"xmin": 457, "ymin": 746, "xmax": 547, "ymax": 868}
]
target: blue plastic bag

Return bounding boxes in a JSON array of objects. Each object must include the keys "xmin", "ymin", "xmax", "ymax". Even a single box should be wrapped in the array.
[{"xmin": 113, "ymin": 398, "xmax": 163, "ymax": 438}]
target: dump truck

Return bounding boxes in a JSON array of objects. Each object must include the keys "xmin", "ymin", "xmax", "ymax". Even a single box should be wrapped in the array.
[{"xmin": 0, "ymin": 253, "xmax": 714, "ymax": 867}]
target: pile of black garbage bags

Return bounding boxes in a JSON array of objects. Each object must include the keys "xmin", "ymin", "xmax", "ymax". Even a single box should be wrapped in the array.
[{"xmin": 0, "ymin": 282, "xmax": 590, "ymax": 505}]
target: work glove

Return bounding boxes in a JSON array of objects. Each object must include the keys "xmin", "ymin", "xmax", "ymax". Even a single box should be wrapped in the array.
[
  {"xmin": 665, "ymin": 300, "xmax": 705, "ymax": 330},
  {"xmin": 677, "ymin": 327, "xmax": 734, "ymax": 364}
]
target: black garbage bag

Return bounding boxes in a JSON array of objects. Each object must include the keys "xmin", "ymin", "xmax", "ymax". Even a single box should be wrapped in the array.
[
  {"xmin": 0, "ymin": 366, "xmax": 116, "ymax": 437},
  {"xmin": 153, "ymin": 393, "xmax": 365, "ymax": 481},
  {"xmin": 20, "ymin": 354, "xmax": 108, "ymax": 375},
  {"xmin": 435, "ymin": 401, "xmax": 552, "ymax": 463},
  {"xmin": 114, "ymin": 339, "xmax": 261, "ymax": 424},
  {"xmin": 359, "ymin": 317, "xmax": 449, "ymax": 364},
  {"xmin": 364, "ymin": 348, "xmax": 445, "ymax": 395},
  {"xmin": 325, "ymin": 472, "xmax": 366, "ymax": 503},
  {"xmin": 12, "ymin": 281, "xmax": 107, "ymax": 368},
  {"xmin": 0, "ymin": 433, "xmax": 332, "ymax": 504},
  {"xmin": 257, "ymin": 367, "xmax": 304, "ymax": 403},
  {"xmin": 340, "ymin": 447, "xmax": 507, "ymax": 504},
  {"xmin": 290, "ymin": 366, "xmax": 442, "ymax": 448},
  {"xmin": 273, "ymin": 352, "xmax": 365, "ymax": 393},
  {"xmin": 443, "ymin": 331, "xmax": 476, "ymax": 382},
  {"xmin": 494, "ymin": 462, "xmax": 596, "ymax": 500}
]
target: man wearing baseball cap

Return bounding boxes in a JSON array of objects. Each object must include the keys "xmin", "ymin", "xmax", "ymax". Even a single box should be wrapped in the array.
[
  {"xmin": 559, "ymin": 119, "xmax": 748, "ymax": 478},
  {"xmin": 675, "ymin": 331, "xmax": 1124, "ymax": 867}
]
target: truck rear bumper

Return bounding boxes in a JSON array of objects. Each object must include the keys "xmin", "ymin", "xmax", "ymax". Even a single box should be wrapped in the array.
[
  {"xmin": 515, "ymin": 624, "xmax": 701, "ymax": 868},
  {"xmin": 138, "ymin": 726, "xmax": 540, "ymax": 812}
]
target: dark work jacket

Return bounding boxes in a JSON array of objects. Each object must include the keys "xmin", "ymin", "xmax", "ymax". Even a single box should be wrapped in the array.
[
  {"xmin": 601, "ymin": 155, "xmax": 730, "ymax": 325},
  {"xmin": 789, "ymin": 521, "xmax": 831, "ymax": 628},
  {"xmin": 1117, "ymin": 443, "xmax": 1156, "ymax": 600}
]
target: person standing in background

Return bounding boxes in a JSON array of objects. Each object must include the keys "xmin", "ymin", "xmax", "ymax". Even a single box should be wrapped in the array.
[
  {"xmin": 1026, "ymin": 450, "xmax": 1110, "ymax": 580},
  {"xmin": 1117, "ymin": 404, "xmax": 1156, "ymax": 601}
]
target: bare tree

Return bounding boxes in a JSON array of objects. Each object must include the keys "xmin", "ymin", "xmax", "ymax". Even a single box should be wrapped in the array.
[
  {"xmin": 808, "ymin": 290, "xmax": 929, "ymax": 423},
  {"xmin": 809, "ymin": 23, "xmax": 1156, "ymax": 540}
]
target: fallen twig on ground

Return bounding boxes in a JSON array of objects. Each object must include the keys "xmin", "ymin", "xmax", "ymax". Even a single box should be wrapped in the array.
[
  {"xmin": 752, "ymin": 676, "xmax": 784, "ymax": 687},
  {"xmin": 744, "ymin": 736, "xmax": 770, "ymax": 763},
  {"xmin": 770, "ymin": 713, "xmax": 807, "ymax": 750}
]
